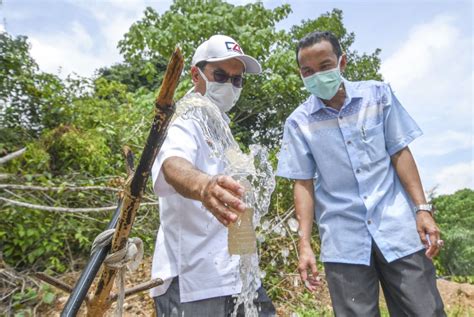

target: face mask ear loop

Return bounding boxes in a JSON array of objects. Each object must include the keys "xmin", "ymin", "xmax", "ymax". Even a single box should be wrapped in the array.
[
  {"xmin": 338, "ymin": 56, "xmax": 344, "ymax": 75},
  {"xmin": 186, "ymin": 87, "xmax": 195, "ymax": 95},
  {"xmin": 197, "ymin": 67, "xmax": 211, "ymax": 92},
  {"xmin": 197, "ymin": 67, "xmax": 208, "ymax": 81}
]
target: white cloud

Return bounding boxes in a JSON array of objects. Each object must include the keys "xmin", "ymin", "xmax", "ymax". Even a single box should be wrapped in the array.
[
  {"xmin": 0, "ymin": 23, "xmax": 4, "ymax": 33},
  {"xmin": 71, "ymin": 0, "xmax": 149, "ymax": 57},
  {"xmin": 433, "ymin": 161, "xmax": 474, "ymax": 195},
  {"xmin": 416, "ymin": 130, "xmax": 472, "ymax": 157},
  {"xmin": 71, "ymin": 21, "xmax": 94, "ymax": 50},
  {"xmin": 26, "ymin": 1, "xmax": 151, "ymax": 78},
  {"xmin": 28, "ymin": 21, "xmax": 104, "ymax": 77},
  {"xmin": 381, "ymin": 15, "xmax": 472, "ymax": 130},
  {"xmin": 381, "ymin": 14, "xmax": 473, "ymax": 194},
  {"xmin": 381, "ymin": 16, "xmax": 457, "ymax": 90}
]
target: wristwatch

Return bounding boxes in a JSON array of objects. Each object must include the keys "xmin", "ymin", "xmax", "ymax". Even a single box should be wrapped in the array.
[{"xmin": 414, "ymin": 204, "xmax": 434, "ymax": 215}]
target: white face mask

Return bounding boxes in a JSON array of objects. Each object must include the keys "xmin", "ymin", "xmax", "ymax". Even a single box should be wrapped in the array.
[{"xmin": 197, "ymin": 68, "xmax": 242, "ymax": 112}]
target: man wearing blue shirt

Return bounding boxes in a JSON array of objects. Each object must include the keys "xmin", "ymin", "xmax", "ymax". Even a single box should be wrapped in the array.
[{"xmin": 277, "ymin": 31, "xmax": 445, "ymax": 316}]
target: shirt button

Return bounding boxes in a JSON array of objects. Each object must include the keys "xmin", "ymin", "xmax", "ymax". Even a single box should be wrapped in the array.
[
  {"xmin": 356, "ymin": 168, "xmax": 361, "ymax": 173},
  {"xmin": 347, "ymin": 140, "xmax": 352, "ymax": 145},
  {"xmin": 367, "ymin": 220, "xmax": 372, "ymax": 225},
  {"xmin": 339, "ymin": 116, "xmax": 343, "ymax": 120},
  {"xmin": 363, "ymin": 196, "xmax": 368, "ymax": 200}
]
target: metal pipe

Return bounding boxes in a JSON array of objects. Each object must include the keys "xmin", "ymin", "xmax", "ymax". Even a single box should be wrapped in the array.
[{"xmin": 61, "ymin": 200, "xmax": 122, "ymax": 317}]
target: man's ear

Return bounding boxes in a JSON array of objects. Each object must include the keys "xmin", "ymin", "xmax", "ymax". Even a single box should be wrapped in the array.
[
  {"xmin": 340, "ymin": 54, "xmax": 347, "ymax": 73},
  {"xmin": 191, "ymin": 66, "xmax": 200, "ymax": 84}
]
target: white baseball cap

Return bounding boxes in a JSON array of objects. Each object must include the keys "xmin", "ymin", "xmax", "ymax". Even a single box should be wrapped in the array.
[{"xmin": 191, "ymin": 35, "xmax": 262, "ymax": 74}]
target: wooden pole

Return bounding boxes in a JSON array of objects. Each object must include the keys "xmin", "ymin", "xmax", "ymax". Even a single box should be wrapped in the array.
[{"xmin": 84, "ymin": 47, "xmax": 183, "ymax": 317}]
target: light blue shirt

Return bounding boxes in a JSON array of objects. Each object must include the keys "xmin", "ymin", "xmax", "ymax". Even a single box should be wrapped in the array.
[{"xmin": 276, "ymin": 79, "xmax": 425, "ymax": 265}]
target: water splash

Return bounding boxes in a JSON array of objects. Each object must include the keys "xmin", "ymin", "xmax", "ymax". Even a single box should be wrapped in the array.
[
  {"xmin": 173, "ymin": 93, "xmax": 276, "ymax": 316},
  {"xmin": 176, "ymin": 93, "xmax": 239, "ymax": 166},
  {"xmin": 232, "ymin": 253, "xmax": 260, "ymax": 316}
]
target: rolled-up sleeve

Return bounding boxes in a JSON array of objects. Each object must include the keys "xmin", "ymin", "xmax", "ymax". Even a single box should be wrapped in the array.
[
  {"xmin": 383, "ymin": 84, "xmax": 423, "ymax": 156},
  {"xmin": 151, "ymin": 117, "xmax": 199, "ymax": 197},
  {"xmin": 276, "ymin": 119, "xmax": 316, "ymax": 180}
]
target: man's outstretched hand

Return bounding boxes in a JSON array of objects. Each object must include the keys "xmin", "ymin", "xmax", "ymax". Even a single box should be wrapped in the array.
[{"xmin": 200, "ymin": 175, "xmax": 247, "ymax": 226}]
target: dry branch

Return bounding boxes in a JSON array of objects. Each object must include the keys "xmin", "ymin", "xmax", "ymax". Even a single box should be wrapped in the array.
[
  {"xmin": 0, "ymin": 196, "xmax": 158, "ymax": 213},
  {"xmin": 35, "ymin": 272, "xmax": 74, "ymax": 294},
  {"xmin": 0, "ymin": 148, "xmax": 26, "ymax": 164}
]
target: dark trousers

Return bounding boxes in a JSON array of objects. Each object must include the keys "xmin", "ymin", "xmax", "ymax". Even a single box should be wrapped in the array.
[
  {"xmin": 324, "ymin": 242, "xmax": 446, "ymax": 317},
  {"xmin": 153, "ymin": 277, "xmax": 276, "ymax": 317}
]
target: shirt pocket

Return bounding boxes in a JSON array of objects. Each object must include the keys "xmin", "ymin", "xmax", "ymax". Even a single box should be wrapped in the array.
[{"xmin": 361, "ymin": 123, "xmax": 386, "ymax": 162}]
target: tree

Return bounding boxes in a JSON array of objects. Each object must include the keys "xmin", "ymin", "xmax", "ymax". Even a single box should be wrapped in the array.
[
  {"xmin": 0, "ymin": 30, "xmax": 160, "ymax": 273},
  {"xmin": 118, "ymin": 1, "xmax": 382, "ymax": 145},
  {"xmin": 0, "ymin": 32, "xmax": 68, "ymax": 153},
  {"xmin": 96, "ymin": 56, "xmax": 168, "ymax": 93},
  {"xmin": 432, "ymin": 189, "xmax": 474, "ymax": 277}
]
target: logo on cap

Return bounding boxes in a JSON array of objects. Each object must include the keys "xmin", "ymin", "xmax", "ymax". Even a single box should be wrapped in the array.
[{"xmin": 225, "ymin": 41, "xmax": 242, "ymax": 54}]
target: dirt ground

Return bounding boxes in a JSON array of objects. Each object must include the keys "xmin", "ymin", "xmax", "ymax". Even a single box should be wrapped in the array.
[{"xmin": 38, "ymin": 257, "xmax": 473, "ymax": 316}]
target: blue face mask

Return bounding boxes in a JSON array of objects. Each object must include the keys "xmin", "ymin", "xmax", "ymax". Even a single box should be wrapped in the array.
[{"xmin": 302, "ymin": 58, "xmax": 342, "ymax": 100}]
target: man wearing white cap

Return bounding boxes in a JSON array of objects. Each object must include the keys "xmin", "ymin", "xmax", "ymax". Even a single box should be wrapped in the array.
[{"xmin": 149, "ymin": 35, "xmax": 276, "ymax": 316}]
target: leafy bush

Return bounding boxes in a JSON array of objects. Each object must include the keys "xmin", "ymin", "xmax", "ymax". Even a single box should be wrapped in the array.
[
  {"xmin": 432, "ymin": 189, "xmax": 474, "ymax": 278},
  {"xmin": 0, "ymin": 174, "xmax": 159, "ymax": 272},
  {"xmin": 43, "ymin": 125, "xmax": 112, "ymax": 176},
  {"xmin": 6, "ymin": 142, "xmax": 51, "ymax": 173}
]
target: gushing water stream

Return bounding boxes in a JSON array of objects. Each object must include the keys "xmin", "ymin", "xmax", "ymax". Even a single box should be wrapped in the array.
[{"xmin": 174, "ymin": 93, "xmax": 276, "ymax": 316}]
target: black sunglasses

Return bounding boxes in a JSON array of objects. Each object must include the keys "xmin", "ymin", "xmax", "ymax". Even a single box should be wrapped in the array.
[{"xmin": 212, "ymin": 69, "xmax": 244, "ymax": 88}]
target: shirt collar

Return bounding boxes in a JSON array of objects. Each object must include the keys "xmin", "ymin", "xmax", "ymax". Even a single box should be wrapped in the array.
[{"xmin": 309, "ymin": 78, "xmax": 362, "ymax": 114}]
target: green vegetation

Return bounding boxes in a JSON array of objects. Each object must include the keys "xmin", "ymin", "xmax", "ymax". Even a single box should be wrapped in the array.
[
  {"xmin": 432, "ymin": 189, "xmax": 474, "ymax": 281},
  {"xmin": 0, "ymin": 0, "xmax": 471, "ymax": 315}
]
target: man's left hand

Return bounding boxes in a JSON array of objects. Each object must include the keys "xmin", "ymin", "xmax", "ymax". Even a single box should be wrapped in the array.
[{"xmin": 416, "ymin": 211, "xmax": 442, "ymax": 259}]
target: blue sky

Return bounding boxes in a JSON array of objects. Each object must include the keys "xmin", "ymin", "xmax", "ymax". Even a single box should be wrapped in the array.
[{"xmin": 1, "ymin": 0, "xmax": 472, "ymax": 195}]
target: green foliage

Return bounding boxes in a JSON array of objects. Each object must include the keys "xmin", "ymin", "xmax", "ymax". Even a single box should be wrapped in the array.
[
  {"xmin": 2, "ymin": 199, "xmax": 101, "ymax": 271},
  {"xmin": 0, "ymin": 33, "xmax": 40, "ymax": 131},
  {"xmin": 7, "ymin": 284, "xmax": 56, "ymax": 316},
  {"xmin": 432, "ymin": 189, "xmax": 474, "ymax": 277},
  {"xmin": 0, "ymin": 174, "xmax": 159, "ymax": 272},
  {"xmin": 97, "ymin": 56, "xmax": 168, "ymax": 93},
  {"xmin": 43, "ymin": 126, "xmax": 112, "ymax": 176},
  {"xmin": 0, "ymin": 32, "xmax": 67, "ymax": 149},
  {"xmin": 0, "ymin": 36, "xmax": 159, "ymax": 271},
  {"xmin": 6, "ymin": 142, "xmax": 51, "ymax": 173},
  {"xmin": 268, "ymin": 148, "xmax": 295, "ymax": 213},
  {"xmin": 0, "ymin": 126, "xmax": 32, "ymax": 157}
]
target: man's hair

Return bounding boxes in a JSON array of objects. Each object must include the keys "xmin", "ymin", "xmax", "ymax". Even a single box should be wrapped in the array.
[
  {"xmin": 195, "ymin": 61, "xmax": 208, "ymax": 71},
  {"xmin": 296, "ymin": 31, "xmax": 342, "ymax": 66}
]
